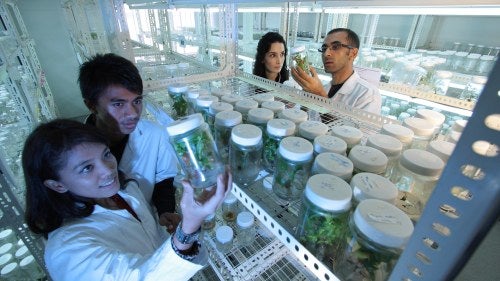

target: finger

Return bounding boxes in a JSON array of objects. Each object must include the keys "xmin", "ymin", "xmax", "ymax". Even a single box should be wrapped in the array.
[
  {"xmin": 180, "ymin": 180, "xmax": 194, "ymax": 207},
  {"xmin": 309, "ymin": 66, "xmax": 318, "ymax": 77}
]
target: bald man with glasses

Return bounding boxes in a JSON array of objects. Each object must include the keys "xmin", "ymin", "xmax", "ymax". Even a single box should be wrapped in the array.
[{"xmin": 291, "ymin": 28, "xmax": 381, "ymax": 114}]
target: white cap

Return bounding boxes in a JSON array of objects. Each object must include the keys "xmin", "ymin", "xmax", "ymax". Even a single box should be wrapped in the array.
[
  {"xmin": 261, "ymin": 100, "xmax": 285, "ymax": 113},
  {"xmin": 480, "ymin": 55, "xmax": 495, "ymax": 61},
  {"xmin": 165, "ymin": 64, "xmax": 178, "ymax": 70},
  {"xmin": 298, "ymin": 121, "xmax": 329, "ymax": 141},
  {"xmin": 331, "ymin": 125, "xmax": 363, "ymax": 146},
  {"xmin": 216, "ymin": 225, "xmax": 234, "ymax": 244},
  {"xmin": 471, "ymin": 75, "xmax": 487, "ymax": 85},
  {"xmin": 312, "ymin": 153, "xmax": 353, "ymax": 181},
  {"xmin": 304, "ymin": 174, "xmax": 352, "ymax": 212},
  {"xmin": 166, "ymin": 113, "xmax": 204, "ymax": 136},
  {"xmin": 351, "ymin": 173, "xmax": 398, "ymax": 204},
  {"xmin": 235, "ymin": 99, "xmax": 259, "ymax": 114},
  {"xmin": 247, "ymin": 108, "xmax": 274, "ymax": 124},
  {"xmin": 237, "ymin": 211, "xmax": 255, "ymax": 228},
  {"xmin": 290, "ymin": 45, "xmax": 306, "ymax": 54},
  {"xmin": 278, "ymin": 136, "xmax": 313, "ymax": 162},
  {"xmin": 209, "ymin": 102, "xmax": 233, "ymax": 115},
  {"xmin": 434, "ymin": 70, "xmax": 453, "ymax": 79},
  {"xmin": 196, "ymin": 95, "xmax": 219, "ymax": 108},
  {"xmin": 403, "ymin": 117, "xmax": 435, "ymax": 137},
  {"xmin": 231, "ymin": 124, "xmax": 262, "ymax": 146},
  {"xmin": 313, "ymin": 135, "xmax": 347, "ymax": 155},
  {"xmin": 252, "ymin": 93, "xmax": 275, "ymax": 104},
  {"xmin": 187, "ymin": 90, "xmax": 200, "ymax": 99},
  {"xmin": 215, "ymin": 110, "xmax": 242, "ymax": 127},
  {"xmin": 426, "ymin": 140, "xmax": 455, "ymax": 162},
  {"xmin": 451, "ymin": 119, "xmax": 467, "ymax": 133},
  {"xmin": 400, "ymin": 149, "xmax": 445, "ymax": 177},
  {"xmin": 211, "ymin": 87, "xmax": 232, "ymax": 97},
  {"xmin": 278, "ymin": 108, "xmax": 308, "ymax": 124},
  {"xmin": 416, "ymin": 109, "xmax": 446, "ymax": 127},
  {"xmin": 348, "ymin": 145, "xmax": 388, "ymax": 174},
  {"xmin": 354, "ymin": 199, "xmax": 414, "ymax": 248},
  {"xmin": 221, "ymin": 94, "xmax": 244, "ymax": 105},
  {"xmin": 381, "ymin": 123, "xmax": 414, "ymax": 145},
  {"xmin": 167, "ymin": 83, "xmax": 189, "ymax": 94},
  {"xmin": 266, "ymin": 119, "xmax": 296, "ymax": 137},
  {"xmin": 178, "ymin": 62, "xmax": 190, "ymax": 69},
  {"xmin": 366, "ymin": 134, "xmax": 403, "ymax": 158},
  {"xmin": 223, "ymin": 193, "xmax": 237, "ymax": 204}
]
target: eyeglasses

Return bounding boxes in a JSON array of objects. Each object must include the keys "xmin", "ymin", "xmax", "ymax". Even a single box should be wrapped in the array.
[{"xmin": 318, "ymin": 41, "xmax": 354, "ymax": 53}]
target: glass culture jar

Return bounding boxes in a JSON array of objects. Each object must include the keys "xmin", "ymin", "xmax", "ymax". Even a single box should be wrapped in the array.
[
  {"xmin": 291, "ymin": 45, "xmax": 310, "ymax": 75},
  {"xmin": 336, "ymin": 199, "xmax": 414, "ymax": 281},
  {"xmin": 229, "ymin": 124, "xmax": 263, "ymax": 188},
  {"xmin": 201, "ymin": 213, "xmax": 216, "ymax": 231},
  {"xmin": 166, "ymin": 113, "xmax": 224, "ymax": 197},
  {"xmin": 236, "ymin": 211, "xmax": 256, "ymax": 247},
  {"xmin": 221, "ymin": 94, "xmax": 244, "ymax": 106},
  {"xmin": 380, "ymin": 123, "xmax": 414, "ymax": 150},
  {"xmin": 426, "ymin": 140, "xmax": 456, "ymax": 163},
  {"xmin": 348, "ymin": 145, "xmax": 388, "ymax": 176},
  {"xmin": 278, "ymin": 108, "xmax": 308, "ymax": 133},
  {"xmin": 350, "ymin": 173, "xmax": 398, "ymax": 206},
  {"xmin": 391, "ymin": 149, "xmax": 444, "ymax": 221},
  {"xmin": 234, "ymin": 99, "xmax": 258, "ymax": 122},
  {"xmin": 445, "ymin": 119, "xmax": 467, "ymax": 144},
  {"xmin": 331, "ymin": 125, "xmax": 363, "ymax": 155},
  {"xmin": 312, "ymin": 152, "xmax": 354, "ymax": 182},
  {"xmin": 207, "ymin": 101, "xmax": 233, "ymax": 134},
  {"xmin": 313, "ymin": 135, "xmax": 348, "ymax": 156},
  {"xmin": 295, "ymin": 174, "xmax": 352, "ymax": 270},
  {"xmin": 415, "ymin": 109, "xmax": 446, "ymax": 140},
  {"xmin": 214, "ymin": 110, "xmax": 243, "ymax": 163},
  {"xmin": 186, "ymin": 89, "xmax": 200, "ymax": 115},
  {"xmin": 215, "ymin": 225, "xmax": 234, "ymax": 254},
  {"xmin": 298, "ymin": 120, "xmax": 329, "ymax": 142},
  {"xmin": 251, "ymin": 93, "xmax": 275, "ymax": 106},
  {"xmin": 272, "ymin": 136, "xmax": 313, "ymax": 201},
  {"xmin": 402, "ymin": 117, "xmax": 435, "ymax": 150},
  {"xmin": 0, "ymin": 262, "xmax": 23, "ymax": 280},
  {"xmin": 366, "ymin": 134, "xmax": 403, "ymax": 179},
  {"xmin": 476, "ymin": 55, "xmax": 495, "ymax": 75},
  {"xmin": 247, "ymin": 108, "xmax": 274, "ymax": 133},
  {"xmin": 261, "ymin": 100, "xmax": 286, "ymax": 118},
  {"xmin": 167, "ymin": 83, "xmax": 189, "ymax": 119},
  {"xmin": 460, "ymin": 75, "xmax": 487, "ymax": 102},
  {"xmin": 222, "ymin": 193, "xmax": 239, "ymax": 222},
  {"xmin": 165, "ymin": 64, "xmax": 178, "ymax": 78},
  {"xmin": 262, "ymin": 119, "xmax": 296, "ymax": 173},
  {"xmin": 432, "ymin": 70, "xmax": 453, "ymax": 96},
  {"xmin": 195, "ymin": 95, "xmax": 219, "ymax": 123}
]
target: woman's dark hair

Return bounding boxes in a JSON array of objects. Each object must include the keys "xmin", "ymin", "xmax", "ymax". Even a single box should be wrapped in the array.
[
  {"xmin": 78, "ymin": 53, "xmax": 143, "ymax": 107},
  {"xmin": 327, "ymin": 28, "xmax": 360, "ymax": 49},
  {"xmin": 23, "ymin": 119, "xmax": 112, "ymax": 236},
  {"xmin": 253, "ymin": 32, "xmax": 289, "ymax": 83}
]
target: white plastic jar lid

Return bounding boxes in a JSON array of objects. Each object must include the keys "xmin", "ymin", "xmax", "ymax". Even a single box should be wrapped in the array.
[
  {"xmin": 351, "ymin": 173, "xmax": 398, "ymax": 204},
  {"xmin": 166, "ymin": 113, "xmax": 204, "ymax": 136},
  {"xmin": 235, "ymin": 99, "xmax": 258, "ymax": 113},
  {"xmin": 278, "ymin": 136, "xmax": 313, "ymax": 162},
  {"xmin": 167, "ymin": 83, "xmax": 189, "ymax": 93},
  {"xmin": 216, "ymin": 225, "xmax": 234, "ymax": 244},
  {"xmin": 400, "ymin": 149, "xmax": 445, "ymax": 177},
  {"xmin": 266, "ymin": 119, "xmax": 296, "ymax": 137},
  {"xmin": 313, "ymin": 135, "xmax": 347, "ymax": 155},
  {"xmin": 223, "ymin": 193, "xmax": 237, "ymax": 204},
  {"xmin": 211, "ymin": 87, "xmax": 232, "ymax": 97},
  {"xmin": 261, "ymin": 100, "xmax": 285, "ymax": 113},
  {"xmin": 467, "ymin": 53, "xmax": 481, "ymax": 59},
  {"xmin": 330, "ymin": 125, "xmax": 363, "ymax": 146},
  {"xmin": 298, "ymin": 121, "xmax": 329, "ymax": 140},
  {"xmin": 426, "ymin": 140, "xmax": 456, "ymax": 162},
  {"xmin": 435, "ymin": 70, "xmax": 453, "ymax": 79},
  {"xmin": 221, "ymin": 94, "xmax": 244, "ymax": 105},
  {"xmin": 451, "ymin": 119, "xmax": 467, "ymax": 133},
  {"xmin": 164, "ymin": 64, "xmax": 178, "ymax": 70},
  {"xmin": 480, "ymin": 55, "xmax": 495, "ymax": 61},
  {"xmin": 196, "ymin": 95, "xmax": 219, "ymax": 107},
  {"xmin": 381, "ymin": 123, "xmax": 414, "ymax": 144},
  {"xmin": 403, "ymin": 117, "xmax": 435, "ymax": 137},
  {"xmin": 366, "ymin": 134, "xmax": 403, "ymax": 158},
  {"xmin": 290, "ymin": 45, "xmax": 306, "ymax": 54},
  {"xmin": 304, "ymin": 174, "xmax": 352, "ymax": 212},
  {"xmin": 247, "ymin": 108, "xmax": 274, "ymax": 124},
  {"xmin": 278, "ymin": 108, "xmax": 308, "ymax": 124},
  {"xmin": 178, "ymin": 62, "xmax": 190, "ymax": 68},
  {"xmin": 312, "ymin": 152, "xmax": 353, "ymax": 180},
  {"xmin": 471, "ymin": 75, "xmax": 487, "ymax": 85},
  {"xmin": 19, "ymin": 255, "xmax": 35, "ymax": 267},
  {"xmin": 236, "ymin": 211, "xmax": 255, "ymax": 228},
  {"xmin": 354, "ymin": 199, "xmax": 414, "ymax": 248},
  {"xmin": 209, "ymin": 102, "xmax": 233, "ymax": 115},
  {"xmin": 187, "ymin": 90, "xmax": 200, "ymax": 99},
  {"xmin": 415, "ymin": 109, "xmax": 446, "ymax": 126},
  {"xmin": 252, "ymin": 93, "xmax": 275, "ymax": 104},
  {"xmin": 348, "ymin": 145, "xmax": 388, "ymax": 174},
  {"xmin": 455, "ymin": 51, "xmax": 468, "ymax": 57},
  {"xmin": 215, "ymin": 111, "xmax": 242, "ymax": 127},
  {"xmin": 231, "ymin": 124, "xmax": 262, "ymax": 146}
]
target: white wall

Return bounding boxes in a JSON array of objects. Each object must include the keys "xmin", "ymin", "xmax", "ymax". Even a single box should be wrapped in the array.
[{"xmin": 17, "ymin": 0, "xmax": 88, "ymax": 118}]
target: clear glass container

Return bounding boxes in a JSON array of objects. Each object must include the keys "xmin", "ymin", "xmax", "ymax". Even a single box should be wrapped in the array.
[
  {"xmin": 450, "ymin": 51, "xmax": 468, "ymax": 71},
  {"xmin": 221, "ymin": 94, "xmax": 244, "ymax": 106},
  {"xmin": 247, "ymin": 108, "xmax": 274, "ymax": 133},
  {"xmin": 166, "ymin": 114, "xmax": 224, "ymax": 196},
  {"xmin": 195, "ymin": 95, "xmax": 219, "ymax": 123},
  {"xmin": 236, "ymin": 211, "xmax": 255, "ymax": 247},
  {"xmin": 313, "ymin": 135, "xmax": 348, "ymax": 156},
  {"xmin": 380, "ymin": 123, "xmax": 414, "ymax": 150},
  {"xmin": 167, "ymin": 83, "xmax": 189, "ymax": 119},
  {"xmin": 201, "ymin": 213, "xmax": 216, "ymax": 231},
  {"xmin": 426, "ymin": 140, "xmax": 456, "ymax": 163},
  {"xmin": 445, "ymin": 119, "xmax": 467, "ymax": 144},
  {"xmin": 272, "ymin": 136, "xmax": 313, "ymax": 200},
  {"xmin": 0, "ymin": 254, "xmax": 14, "ymax": 272},
  {"xmin": 215, "ymin": 225, "xmax": 234, "ymax": 254},
  {"xmin": 207, "ymin": 101, "xmax": 233, "ymax": 134},
  {"xmin": 432, "ymin": 70, "xmax": 453, "ymax": 96},
  {"xmin": 350, "ymin": 173, "xmax": 398, "ymax": 206},
  {"xmin": 331, "ymin": 125, "xmax": 363, "ymax": 155},
  {"xmin": 0, "ymin": 262, "xmax": 23, "ymax": 280},
  {"xmin": 278, "ymin": 108, "xmax": 308, "ymax": 133},
  {"xmin": 402, "ymin": 117, "xmax": 435, "ymax": 150},
  {"xmin": 186, "ymin": 89, "xmax": 200, "ymax": 115},
  {"xmin": 262, "ymin": 119, "xmax": 296, "ymax": 172},
  {"xmin": 177, "ymin": 62, "xmax": 190, "ymax": 76},
  {"xmin": 337, "ymin": 199, "xmax": 413, "ymax": 281},
  {"xmin": 295, "ymin": 174, "xmax": 352, "ymax": 270},
  {"xmin": 415, "ymin": 109, "xmax": 445, "ymax": 139},
  {"xmin": 229, "ymin": 124, "xmax": 263, "ymax": 187},
  {"xmin": 460, "ymin": 75, "xmax": 487, "ymax": 102},
  {"xmin": 251, "ymin": 93, "xmax": 274, "ymax": 105},
  {"xmin": 222, "ymin": 193, "xmax": 239, "ymax": 222},
  {"xmin": 476, "ymin": 55, "xmax": 495, "ymax": 75},
  {"xmin": 261, "ymin": 100, "xmax": 285, "ymax": 118},
  {"xmin": 165, "ymin": 64, "xmax": 178, "ymax": 78},
  {"xmin": 234, "ymin": 99, "xmax": 258, "ymax": 122},
  {"xmin": 19, "ymin": 255, "xmax": 46, "ymax": 280},
  {"xmin": 366, "ymin": 134, "xmax": 403, "ymax": 179},
  {"xmin": 291, "ymin": 45, "xmax": 310, "ymax": 74},
  {"xmin": 463, "ymin": 53, "xmax": 481, "ymax": 74},
  {"xmin": 348, "ymin": 145, "xmax": 388, "ymax": 176},
  {"xmin": 0, "ymin": 229, "xmax": 17, "ymax": 245},
  {"xmin": 298, "ymin": 120, "xmax": 329, "ymax": 142},
  {"xmin": 214, "ymin": 110, "xmax": 243, "ymax": 163},
  {"xmin": 312, "ymin": 152, "xmax": 353, "ymax": 181},
  {"xmin": 391, "ymin": 149, "xmax": 445, "ymax": 221}
]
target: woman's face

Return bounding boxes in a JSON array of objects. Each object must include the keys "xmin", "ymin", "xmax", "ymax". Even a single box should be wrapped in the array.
[
  {"xmin": 263, "ymin": 42, "xmax": 286, "ymax": 79},
  {"xmin": 44, "ymin": 142, "xmax": 120, "ymax": 199}
]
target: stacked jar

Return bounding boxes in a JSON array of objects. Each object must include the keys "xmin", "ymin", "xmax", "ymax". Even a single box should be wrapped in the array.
[
  {"xmin": 262, "ymin": 119, "xmax": 296, "ymax": 173},
  {"xmin": 348, "ymin": 145, "xmax": 388, "ymax": 176},
  {"xmin": 350, "ymin": 173, "xmax": 398, "ymax": 206},
  {"xmin": 380, "ymin": 123, "xmax": 414, "ymax": 150},
  {"xmin": 221, "ymin": 94, "xmax": 244, "ymax": 106},
  {"xmin": 313, "ymin": 135, "xmax": 348, "ymax": 156},
  {"xmin": 234, "ymin": 99, "xmax": 258, "ymax": 122},
  {"xmin": 312, "ymin": 152, "xmax": 353, "ymax": 181},
  {"xmin": 167, "ymin": 83, "xmax": 189, "ymax": 119},
  {"xmin": 195, "ymin": 95, "xmax": 219, "ymax": 122},
  {"xmin": 445, "ymin": 119, "xmax": 467, "ymax": 143},
  {"xmin": 214, "ymin": 110, "xmax": 243, "ymax": 163},
  {"xmin": 261, "ymin": 100, "xmax": 286, "ymax": 118},
  {"xmin": 298, "ymin": 120, "xmax": 329, "ymax": 143},
  {"xmin": 229, "ymin": 124, "xmax": 263, "ymax": 188},
  {"xmin": 236, "ymin": 211, "xmax": 256, "ymax": 247},
  {"xmin": 460, "ymin": 75, "xmax": 487, "ymax": 102},
  {"xmin": 247, "ymin": 108, "xmax": 274, "ymax": 133},
  {"xmin": 278, "ymin": 108, "xmax": 308, "ymax": 134},
  {"xmin": 366, "ymin": 134, "xmax": 403, "ymax": 179},
  {"xmin": 415, "ymin": 108, "xmax": 446, "ymax": 138},
  {"xmin": 426, "ymin": 140, "xmax": 456, "ymax": 163},
  {"xmin": 402, "ymin": 117, "xmax": 435, "ymax": 150},
  {"xmin": 330, "ymin": 125, "xmax": 363, "ymax": 155},
  {"xmin": 207, "ymin": 101, "xmax": 233, "ymax": 134},
  {"xmin": 251, "ymin": 93, "xmax": 275, "ymax": 105}
]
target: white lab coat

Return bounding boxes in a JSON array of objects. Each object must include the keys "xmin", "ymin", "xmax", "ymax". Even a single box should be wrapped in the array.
[
  {"xmin": 45, "ymin": 181, "xmax": 205, "ymax": 281},
  {"xmin": 324, "ymin": 71, "xmax": 382, "ymax": 115}
]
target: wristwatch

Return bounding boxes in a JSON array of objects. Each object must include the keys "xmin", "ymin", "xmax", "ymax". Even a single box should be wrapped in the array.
[{"xmin": 175, "ymin": 223, "xmax": 200, "ymax": 244}]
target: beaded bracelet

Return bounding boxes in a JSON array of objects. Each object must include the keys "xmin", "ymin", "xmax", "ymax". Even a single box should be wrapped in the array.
[{"xmin": 171, "ymin": 237, "xmax": 200, "ymax": 261}]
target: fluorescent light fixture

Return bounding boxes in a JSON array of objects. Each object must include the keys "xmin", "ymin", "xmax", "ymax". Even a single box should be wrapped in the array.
[
  {"xmin": 236, "ymin": 7, "xmax": 282, "ymax": 13},
  {"xmin": 323, "ymin": 6, "xmax": 500, "ymax": 16}
]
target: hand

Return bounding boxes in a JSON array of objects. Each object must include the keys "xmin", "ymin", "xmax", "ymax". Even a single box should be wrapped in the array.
[
  {"xmin": 291, "ymin": 65, "xmax": 328, "ymax": 97},
  {"xmin": 159, "ymin": 212, "xmax": 181, "ymax": 234}
]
